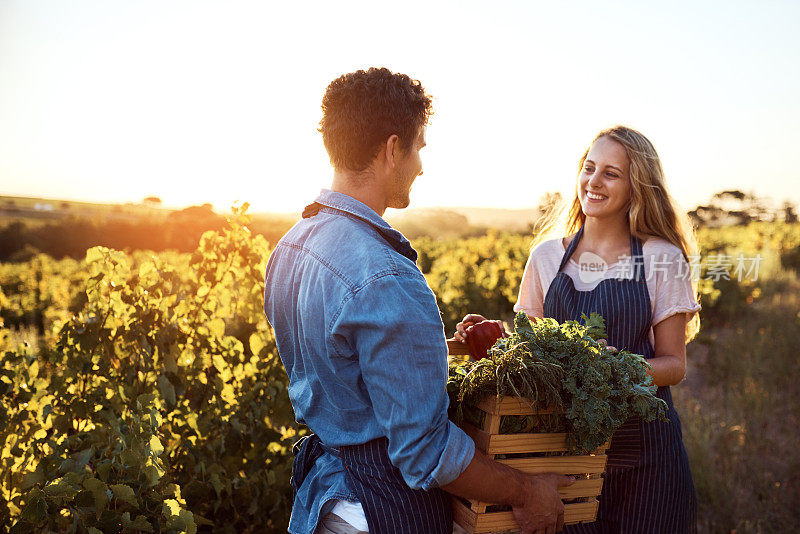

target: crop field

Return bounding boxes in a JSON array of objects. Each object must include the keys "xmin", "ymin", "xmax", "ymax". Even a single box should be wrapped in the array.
[{"xmin": 1, "ymin": 213, "xmax": 798, "ymax": 533}]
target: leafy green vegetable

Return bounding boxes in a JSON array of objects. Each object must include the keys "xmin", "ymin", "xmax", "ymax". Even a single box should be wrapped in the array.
[{"xmin": 448, "ymin": 311, "xmax": 668, "ymax": 453}]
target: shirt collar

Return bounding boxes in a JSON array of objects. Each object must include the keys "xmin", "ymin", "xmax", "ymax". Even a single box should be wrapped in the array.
[{"xmin": 302, "ymin": 189, "xmax": 418, "ymax": 263}]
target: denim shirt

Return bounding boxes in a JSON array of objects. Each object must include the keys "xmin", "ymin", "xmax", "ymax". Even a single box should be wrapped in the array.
[{"xmin": 263, "ymin": 190, "xmax": 475, "ymax": 534}]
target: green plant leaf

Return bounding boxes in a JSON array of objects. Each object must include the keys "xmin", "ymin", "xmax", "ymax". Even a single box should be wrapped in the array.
[
  {"xmin": 143, "ymin": 462, "xmax": 164, "ymax": 487},
  {"xmin": 162, "ymin": 498, "xmax": 181, "ymax": 518},
  {"xmin": 110, "ymin": 484, "xmax": 138, "ymax": 508},
  {"xmin": 43, "ymin": 477, "xmax": 78, "ymax": 499},
  {"xmin": 209, "ymin": 473, "xmax": 223, "ymax": 498},
  {"xmin": 157, "ymin": 374, "xmax": 176, "ymax": 406},
  {"xmin": 148, "ymin": 435, "xmax": 164, "ymax": 457},
  {"xmin": 85, "ymin": 247, "xmax": 105, "ymax": 264},
  {"xmin": 19, "ymin": 491, "xmax": 47, "ymax": 524},
  {"xmin": 249, "ymin": 333, "xmax": 265, "ymax": 356},
  {"xmin": 209, "ymin": 318, "xmax": 225, "ymax": 338}
]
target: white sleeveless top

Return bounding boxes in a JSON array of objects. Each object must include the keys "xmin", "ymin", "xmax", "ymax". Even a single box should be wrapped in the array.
[{"xmin": 514, "ymin": 236, "xmax": 700, "ymax": 347}]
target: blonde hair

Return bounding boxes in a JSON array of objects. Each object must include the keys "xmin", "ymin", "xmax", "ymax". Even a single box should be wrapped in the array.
[{"xmin": 533, "ymin": 125, "xmax": 701, "ymax": 341}]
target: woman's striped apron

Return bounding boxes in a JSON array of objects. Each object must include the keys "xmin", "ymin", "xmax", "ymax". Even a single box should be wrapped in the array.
[{"xmin": 543, "ymin": 225, "xmax": 697, "ymax": 533}]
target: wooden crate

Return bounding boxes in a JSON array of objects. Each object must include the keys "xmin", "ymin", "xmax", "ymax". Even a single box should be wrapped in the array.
[{"xmin": 447, "ymin": 340, "xmax": 608, "ymax": 533}]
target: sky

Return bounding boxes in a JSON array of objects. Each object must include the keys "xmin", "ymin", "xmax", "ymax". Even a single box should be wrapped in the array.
[{"xmin": 1, "ymin": 0, "xmax": 799, "ymax": 214}]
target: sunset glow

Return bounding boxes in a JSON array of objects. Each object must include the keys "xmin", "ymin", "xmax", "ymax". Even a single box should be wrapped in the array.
[{"xmin": 1, "ymin": 0, "xmax": 799, "ymax": 213}]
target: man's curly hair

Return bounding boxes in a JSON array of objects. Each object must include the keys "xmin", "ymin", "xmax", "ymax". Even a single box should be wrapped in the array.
[{"xmin": 319, "ymin": 67, "xmax": 433, "ymax": 172}]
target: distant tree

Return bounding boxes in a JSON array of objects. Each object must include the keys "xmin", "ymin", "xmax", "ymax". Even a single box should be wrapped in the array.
[
  {"xmin": 168, "ymin": 204, "xmax": 218, "ymax": 221},
  {"xmin": 143, "ymin": 196, "xmax": 162, "ymax": 205},
  {"xmin": 714, "ymin": 190, "xmax": 777, "ymax": 224},
  {"xmin": 8, "ymin": 244, "xmax": 41, "ymax": 263},
  {"xmin": 691, "ymin": 190, "xmax": 780, "ymax": 227},
  {"xmin": 391, "ymin": 209, "xmax": 480, "ymax": 240},
  {"xmin": 688, "ymin": 205, "xmax": 726, "ymax": 227},
  {"xmin": 0, "ymin": 221, "xmax": 27, "ymax": 258},
  {"xmin": 713, "ymin": 190, "xmax": 746, "ymax": 201},
  {"xmin": 60, "ymin": 201, "xmax": 70, "ymax": 209}
]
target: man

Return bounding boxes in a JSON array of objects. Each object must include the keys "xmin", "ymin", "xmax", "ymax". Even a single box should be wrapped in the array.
[{"xmin": 263, "ymin": 67, "xmax": 572, "ymax": 534}]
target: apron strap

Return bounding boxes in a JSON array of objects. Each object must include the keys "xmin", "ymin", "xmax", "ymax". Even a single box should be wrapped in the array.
[
  {"xmin": 557, "ymin": 225, "xmax": 585, "ymax": 273},
  {"xmin": 290, "ymin": 434, "xmax": 343, "ymax": 498},
  {"xmin": 558, "ymin": 225, "xmax": 647, "ymax": 283},
  {"xmin": 291, "ymin": 434, "xmax": 324, "ymax": 498},
  {"xmin": 630, "ymin": 233, "xmax": 646, "ymax": 282}
]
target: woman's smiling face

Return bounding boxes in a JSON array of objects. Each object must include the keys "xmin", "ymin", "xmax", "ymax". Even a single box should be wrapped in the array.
[{"xmin": 578, "ymin": 136, "xmax": 632, "ymax": 219}]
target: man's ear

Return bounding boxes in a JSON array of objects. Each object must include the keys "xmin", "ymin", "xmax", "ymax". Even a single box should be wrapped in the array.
[{"xmin": 384, "ymin": 134, "xmax": 400, "ymax": 169}]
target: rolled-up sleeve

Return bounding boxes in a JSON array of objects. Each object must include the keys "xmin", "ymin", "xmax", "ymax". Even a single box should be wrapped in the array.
[
  {"xmin": 421, "ymin": 420, "xmax": 476, "ymax": 489},
  {"xmin": 514, "ymin": 241, "xmax": 561, "ymax": 319},
  {"xmin": 514, "ymin": 248, "xmax": 544, "ymax": 318},
  {"xmin": 330, "ymin": 271, "xmax": 475, "ymax": 490},
  {"xmin": 652, "ymin": 251, "xmax": 702, "ymax": 326}
]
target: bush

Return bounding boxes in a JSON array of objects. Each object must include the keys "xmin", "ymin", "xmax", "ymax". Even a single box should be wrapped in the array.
[{"xmin": 1, "ymin": 206, "xmax": 300, "ymax": 533}]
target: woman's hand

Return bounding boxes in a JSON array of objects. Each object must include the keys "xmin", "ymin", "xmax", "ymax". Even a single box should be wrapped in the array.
[
  {"xmin": 456, "ymin": 315, "xmax": 507, "ymax": 360},
  {"xmin": 454, "ymin": 313, "xmax": 488, "ymax": 343}
]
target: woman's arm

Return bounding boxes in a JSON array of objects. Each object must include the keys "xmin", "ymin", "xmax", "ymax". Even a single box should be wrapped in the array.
[{"xmin": 647, "ymin": 313, "xmax": 689, "ymax": 387}]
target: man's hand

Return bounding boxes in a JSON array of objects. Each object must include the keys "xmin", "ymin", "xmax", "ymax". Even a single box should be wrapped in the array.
[
  {"xmin": 512, "ymin": 473, "xmax": 574, "ymax": 534},
  {"xmin": 443, "ymin": 449, "xmax": 574, "ymax": 534}
]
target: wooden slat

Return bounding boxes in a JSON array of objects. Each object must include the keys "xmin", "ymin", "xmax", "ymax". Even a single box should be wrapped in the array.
[
  {"xmin": 475, "ymin": 396, "xmax": 560, "ymax": 416},
  {"xmin": 461, "ymin": 423, "xmax": 569, "ymax": 454},
  {"xmin": 488, "ymin": 432, "xmax": 572, "ymax": 454},
  {"xmin": 468, "ymin": 500, "xmax": 600, "ymax": 533},
  {"xmin": 469, "ymin": 427, "xmax": 608, "ymax": 456},
  {"xmin": 498, "ymin": 454, "xmax": 608, "ymax": 476},
  {"xmin": 460, "ymin": 421, "xmax": 490, "ymax": 453},
  {"xmin": 461, "ymin": 418, "xmax": 609, "ymax": 456},
  {"xmin": 447, "ymin": 338, "xmax": 471, "ymax": 356},
  {"xmin": 594, "ymin": 441, "xmax": 611, "ymax": 452},
  {"xmin": 567, "ymin": 499, "xmax": 599, "ymax": 523},
  {"xmin": 558, "ymin": 478, "xmax": 603, "ymax": 499},
  {"xmin": 452, "ymin": 499, "xmax": 476, "ymax": 530},
  {"xmin": 461, "ymin": 477, "xmax": 603, "ymax": 516},
  {"xmin": 471, "ymin": 501, "xmax": 488, "ymax": 514},
  {"xmin": 483, "ymin": 412, "xmax": 501, "ymax": 434}
]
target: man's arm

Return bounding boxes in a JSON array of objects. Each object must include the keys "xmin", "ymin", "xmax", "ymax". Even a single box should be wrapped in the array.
[
  {"xmin": 331, "ymin": 272, "xmax": 475, "ymax": 489},
  {"xmin": 332, "ymin": 272, "xmax": 572, "ymax": 532},
  {"xmin": 444, "ymin": 449, "xmax": 573, "ymax": 533}
]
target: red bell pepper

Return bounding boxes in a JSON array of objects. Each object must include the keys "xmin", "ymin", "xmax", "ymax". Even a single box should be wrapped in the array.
[{"xmin": 466, "ymin": 320, "xmax": 506, "ymax": 360}]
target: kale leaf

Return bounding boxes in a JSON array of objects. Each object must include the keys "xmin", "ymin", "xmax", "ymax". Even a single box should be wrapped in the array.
[{"xmin": 448, "ymin": 312, "xmax": 669, "ymax": 453}]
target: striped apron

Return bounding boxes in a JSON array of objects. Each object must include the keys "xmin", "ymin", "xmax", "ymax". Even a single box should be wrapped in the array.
[
  {"xmin": 292, "ymin": 435, "xmax": 453, "ymax": 534},
  {"xmin": 543, "ymin": 225, "xmax": 697, "ymax": 533}
]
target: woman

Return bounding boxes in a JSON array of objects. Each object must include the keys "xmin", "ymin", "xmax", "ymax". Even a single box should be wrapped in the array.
[{"xmin": 456, "ymin": 126, "xmax": 699, "ymax": 533}]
